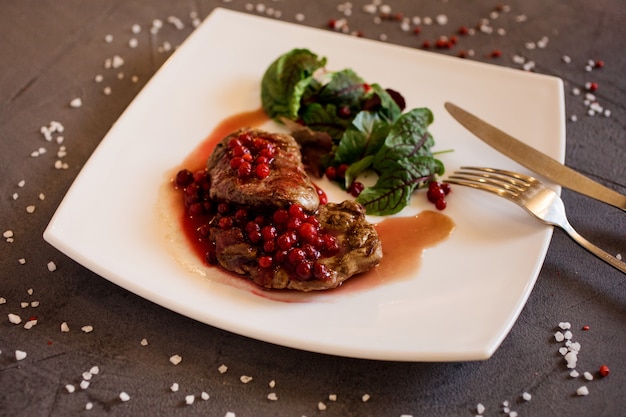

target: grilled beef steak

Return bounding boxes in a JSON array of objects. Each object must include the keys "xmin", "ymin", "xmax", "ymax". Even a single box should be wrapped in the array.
[
  {"xmin": 210, "ymin": 200, "xmax": 382, "ymax": 291},
  {"xmin": 206, "ymin": 128, "xmax": 320, "ymax": 213},
  {"xmin": 176, "ymin": 127, "xmax": 382, "ymax": 291}
]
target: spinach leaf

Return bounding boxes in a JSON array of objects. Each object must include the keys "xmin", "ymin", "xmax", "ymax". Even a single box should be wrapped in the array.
[
  {"xmin": 261, "ymin": 49, "xmax": 326, "ymax": 119},
  {"xmin": 334, "ymin": 110, "xmax": 390, "ymax": 165}
]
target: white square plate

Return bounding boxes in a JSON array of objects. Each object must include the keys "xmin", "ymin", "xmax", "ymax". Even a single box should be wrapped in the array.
[{"xmin": 44, "ymin": 8, "xmax": 565, "ymax": 361}]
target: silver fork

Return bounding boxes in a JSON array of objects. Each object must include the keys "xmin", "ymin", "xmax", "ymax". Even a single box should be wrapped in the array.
[{"xmin": 445, "ymin": 167, "xmax": 626, "ymax": 274}]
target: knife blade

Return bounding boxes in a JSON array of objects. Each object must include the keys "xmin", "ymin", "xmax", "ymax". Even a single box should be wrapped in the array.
[{"xmin": 444, "ymin": 102, "xmax": 626, "ymax": 211}]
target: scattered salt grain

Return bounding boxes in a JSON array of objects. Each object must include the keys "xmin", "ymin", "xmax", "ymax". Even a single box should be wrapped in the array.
[
  {"xmin": 225, "ymin": 413, "xmax": 235, "ymax": 417},
  {"xmin": 0, "ymin": 297, "xmax": 6, "ymax": 304},
  {"xmin": 8, "ymin": 313, "xmax": 22, "ymax": 324},
  {"xmin": 522, "ymin": 392, "xmax": 532, "ymax": 401},
  {"xmin": 47, "ymin": 261, "xmax": 57, "ymax": 272},
  {"xmin": 435, "ymin": 14, "xmax": 448, "ymax": 25},
  {"xmin": 362, "ymin": 393, "xmax": 371, "ymax": 402},
  {"xmin": 26, "ymin": 205, "xmax": 36, "ymax": 214},
  {"xmin": 24, "ymin": 319, "xmax": 37, "ymax": 329},
  {"xmin": 318, "ymin": 402, "xmax": 327, "ymax": 411},
  {"xmin": 201, "ymin": 391, "xmax": 210, "ymax": 400},
  {"xmin": 218, "ymin": 364, "xmax": 228, "ymax": 374},
  {"xmin": 583, "ymin": 371, "xmax": 594, "ymax": 381},
  {"xmin": 185, "ymin": 395, "xmax": 195, "ymax": 405},
  {"xmin": 140, "ymin": 338, "xmax": 148, "ymax": 346},
  {"xmin": 554, "ymin": 331, "xmax": 564, "ymax": 342},
  {"xmin": 576, "ymin": 386, "xmax": 589, "ymax": 396},
  {"xmin": 3, "ymin": 230, "xmax": 13, "ymax": 239},
  {"xmin": 89, "ymin": 366, "xmax": 99, "ymax": 375},
  {"xmin": 85, "ymin": 402, "xmax": 93, "ymax": 410},
  {"xmin": 103, "ymin": 86, "xmax": 112, "ymax": 96},
  {"xmin": 570, "ymin": 370, "xmax": 580, "ymax": 378},
  {"xmin": 15, "ymin": 350, "xmax": 27, "ymax": 361},
  {"xmin": 66, "ymin": 384, "xmax": 76, "ymax": 393},
  {"xmin": 131, "ymin": 23, "xmax": 141, "ymax": 34},
  {"xmin": 295, "ymin": 13, "xmax": 305, "ymax": 22},
  {"xmin": 80, "ymin": 380, "xmax": 90, "ymax": 390},
  {"xmin": 95, "ymin": 74, "xmax": 104, "ymax": 83},
  {"xmin": 328, "ymin": 394, "xmax": 337, "ymax": 401},
  {"xmin": 476, "ymin": 403, "xmax": 485, "ymax": 414},
  {"xmin": 30, "ymin": 301, "xmax": 39, "ymax": 308},
  {"xmin": 104, "ymin": 34, "xmax": 113, "ymax": 43},
  {"xmin": 170, "ymin": 383, "xmax": 179, "ymax": 392},
  {"xmin": 240, "ymin": 375, "xmax": 253, "ymax": 383},
  {"xmin": 21, "ymin": 302, "xmax": 29, "ymax": 308},
  {"xmin": 558, "ymin": 322, "xmax": 571, "ymax": 330},
  {"xmin": 61, "ymin": 322, "xmax": 70, "ymax": 332},
  {"xmin": 119, "ymin": 392, "xmax": 130, "ymax": 402},
  {"xmin": 129, "ymin": 38, "xmax": 138, "ymax": 48},
  {"xmin": 81, "ymin": 325, "xmax": 94, "ymax": 333},
  {"xmin": 169, "ymin": 354, "xmax": 182, "ymax": 365},
  {"xmin": 267, "ymin": 392, "xmax": 278, "ymax": 401},
  {"xmin": 69, "ymin": 97, "xmax": 83, "ymax": 108},
  {"xmin": 82, "ymin": 371, "xmax": 92, "ymax": 381}
]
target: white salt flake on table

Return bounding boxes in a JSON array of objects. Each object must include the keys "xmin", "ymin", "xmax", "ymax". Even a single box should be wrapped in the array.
[
  {"xmin": 570, "ymin": 370, "xmax": 580, "ymax": 378},
  {"xmin": 89, "ymin": 366, "xmax": 99, "ymax": 375},
  {"xmin": 131, "ymin": 23, "xmax": 141, "ymax": 34},
  {"xmin": 0, "ymin": 297, "xmax": 6, "ymax": 304},
  {"xmin": 554, "ymin": 331, "xmax": 565, "ymax": 342},
  {"xmin": 65, "ymin": 384, "xmax": 76, "ymax": 393},
  {"xmin": 85, "ymin": 402, "xmax": 93, "ymax": 410},
  {"xmin": 80, "ymin": 380, "xmax": 90, "ymax": 390},
  {"xmin": 522, "ymin": 392, "xmax": 532, "ymax": 401},
  {"xmin": 185, "ymin": 395, "xmax": 195, "ymax": 405},
  {"xmin": 328, "ymin": 394, "xmax": 337, "ymax": 401},
  {"xmin": 30, "ymin": 301, "xmax": 39, "ymax": 308},
  {"xmin": 47, "ymin": 261, "xmax": 57, "ymax": 272},
  {"xmin": 269, "ymin": 380, "xmax": 276, "ymax": 388},
  {"xmin": 240, "ymin": 375, "xmax": 253, "ymax": 383},
  {"xmin": 69, "ymin": 97, "xmax": 82, "ymax": 108},
  {"xmin": 21, "ymin": 302, "xmax": 29, "ymax": 308},
  {"xmin": 583, "ymin": 371, "xmax": 594, "ymax": 381},
  {"xmin": 119, "ymin": 392, "xmax": 130, "ymax": 402},
  {"xmin": 218, "ymin": 364, "xmax": 228, "ymax": 374},
  {"xmin": 82, "ymin": 371, "xmax": 92, "ymax": 381},
  {"xmin": 24, "ymin": 319, "xmax": 37, "ymax": 329},
  {"xmin": 476, "ymin": 403, "xmax": 485, "ymax": 414},
  {"xmin": 26, "ymin": 205, "xmax": 36, "ymax": 214},
  {"xmin": 201, "ymin": 391, "xmax": 209, "ymax": 400},
  {"xmin": 558, "ymin": 322, "xmax": 571, "ymax": 330},
  {"xmin": 61, "ymin": 322, "xmax": 70, "ymax": 332},
  {"xmin": 15, "ymin": 350, "xmax": 27, "ymax": 361},
  {"xmin": 576, "ymin": 386, "xmax": 589, "ymax": 396},
  {"xmin": 129, "ymin": 38, "xmax": 138, "ymax": 48},
  {"xmin": 267, "ymin": 392, "xmax": 278, "ymax": 401},
  {"xmin": 317, "ymin": 402, "xmax": 327, "ymax": 411},
  {"xmin": 8, "ymin": 313, "xmax": 22, "ymax": 324},
  {"xmin": 140, "ymin": 338, "xmax": 148, "ymax": 346},
  {"xmin": 362, "ymin": 393, "xmax": 371, "ymax": 402},
  {"xmin": 169, "ymin": 354, "xmax": 182, "ymax": 365},
  {"xmin": 224, "ymin": 412, "xmax": 235, "ymax": 417},
  {"xmin": 104, "ymin": 34, "xmax": 113, "ymax": 43},
  {"xmin": 81, "ymin": 325, "xmax": 94, "ymax": 333},
  {"xmin": 170, "ymin": 383, "xmax": 179, "ymax": 392}
]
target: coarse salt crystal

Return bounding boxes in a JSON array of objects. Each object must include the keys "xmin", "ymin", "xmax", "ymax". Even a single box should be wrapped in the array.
[
  {"xmin": 131, "ymin": 23, "xmax": 141, "ymax": 34},
  {"xmin": 80, "ymin": 380, "xmax": 90, "ymax": 390},
  {"xmin": 85, "ymin": 402, "xmax": 93, "ymax": 410},
  {"xmin": 558, "ymin": 322, "xmax": 571, "ymax": 330},
  {"xmin": 129, "ymin": 38, "xmax": 138, "ymax": 48},
  {"xmin": 15, "ymin": 350, "xmax": 27, "ymax": 361},
  {"xmin": 81, "ymin": 325, "xmax": 94, "ymax": 333},
  {"xmin": 26, "ymin": 205, "xmax": 36, "ymax": 213},
  {"xmin": 119, "ymin": 392, "xmax": 130, "ymax": 402},
  {"xmin": 562, "ymin": 55, "xmax": 571, "ymax": 63},
  {"xmin": 510, "ymin": 412, "xmax": 518, "ymax": 417},
  {"xmin": 476, "ymin": 403, "xmax": 485, "ymax": 414},
  {"xmin": 185, "ymin": 395, "xmax": 195, "ymax": 405},
  {"xmin": 0, "ymin": 297, "xmax": 6, "ymax": 304},
  {"xmin": 104, "ymin": 34, "xmax": 113, "ymax": 43},
  {"xmin": 3, "ymin": 230, "xmax": 13, "ymax": 238},
  {"xmin": 240, "ymin": 375, "xmax": 253, "ymax": 383},
  {"xmin": 8, "ymin": 313, "xmax": 22, "ymax": 324},
  {"xmin": 225, "ymin": 413, "xmax": 235, "ymax": 417},
  {"xmin": 570, "ymin": 370, "xmax": 580, "ymax": 378},
  {"xmin": 95, "ymin": 74, "xmax": 103, "ymax": 83},
  {"xmin": 584, "ymin": 371, "xmax": 594, "ymax": 381},
  {"xmin": 61, "ymin": 322, "xmax": 70, "ymax": 332},
  {"xmin": 435, "ymin": 14, "xmax": 448, "ymax": 25},
  {"xmin": 70, "ymin": 97, "xmax": 82, "ymax": 108},
  {"xmin": 66, "ymin": 384, "xmax": 76, "ymax": 393},
  {"xmin": 318, "ymin": 402, "xmax": 327, "ymax": 411},
  {"xmin": 140, "ymin": 338, "xmax": 148, "ymax": 346},
  {"xmin": 328, "ymin": 394, "xmax": 337, "ymax": 401},
  {"xmin": 103, "ymin": 86, "xmax": 112, "ymax": 95},
  {"xmin": 47, "ymin": 261, "xmax": 57, "ymax": 272},
  {"xmin": 554, "ymin": 331, "xmax": 564, "ymax": 342},
  {"xmin": 24, "ymin": 319, "xmax": 38, "ymax": 329},
  {"xmin": 218, "ymin": 364, "xmax": 228, "ymax": 374},
  {"xmin": 267, "ymin": 392, "xmax": 278, "ymax": 401},
  {"xmin": 295, "ymin": 13, "xmax": 305, "ymax": 22},
  {"xmin": 21, "ymin": 302, "xmax": 29, "ymax": 308},
  {"xmin": 362, "ymin": 393, "xmax": 371, "ymax": 402},
  {"xmin": 563, "ymin": 330, "xmax": 573, "ymax": 340},
  {"xmin": 170, "ymin": 383, "xmax": 179, "ymax": 392},
  {"xmin": 576, "ymin": 386, "xmax": 589, "ymax": 396},
  {"xmin": 201, "ymin": 392, "xmax": 209, "ymax": 400},
  {"xmin": 522, "ymin": 392, "xmax": 532, "ymax": 401},
  {"xmin": 82, "ymin": 371, "xmax": 92, "ymax": 380},
  {"xmin": 169, "ymin": 354, "xmax": 182, "ymax": 365},
  {"xmin": 89, "ymin": 366, "xmax": 100, "ymax": 375}
]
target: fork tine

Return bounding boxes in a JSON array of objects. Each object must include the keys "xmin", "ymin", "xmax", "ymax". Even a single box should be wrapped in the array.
[
  {"xmin": 460, "ymin": 166, "xmax": 536, "ymax": 184},
  {"xmin": 445, "ymin": 175, "xmax": 518, "ymax": 198}
]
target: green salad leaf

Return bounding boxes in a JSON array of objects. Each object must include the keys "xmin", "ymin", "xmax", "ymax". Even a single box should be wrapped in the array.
[{"xmin": 260, "ymin": 49, "xmax": 447, "ymax": 216}]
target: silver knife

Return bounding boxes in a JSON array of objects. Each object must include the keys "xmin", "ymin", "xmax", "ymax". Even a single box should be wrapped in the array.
[{"xmin": 445, "ymin": 102, "xmax": 626, "ymax": 211}]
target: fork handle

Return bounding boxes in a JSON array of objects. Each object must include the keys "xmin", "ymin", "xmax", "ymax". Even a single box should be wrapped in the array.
[{"xmin": 561, "ymin": 224, "xmax": 626, "ymax": 274}]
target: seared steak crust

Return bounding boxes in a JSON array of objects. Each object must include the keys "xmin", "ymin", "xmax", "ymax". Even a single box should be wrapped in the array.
[
  {"xmin": 210, "ymin": 200, "xmax": 382, "ymax": 291},
  {"xmin": 207, "ymin": 128, "xmax": 319, "ymax": 213}
]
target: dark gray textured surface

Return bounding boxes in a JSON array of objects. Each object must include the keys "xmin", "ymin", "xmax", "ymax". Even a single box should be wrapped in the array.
[{"xmin": 1, "ymin": 1, "xmax": 624, "ymax": 416}]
